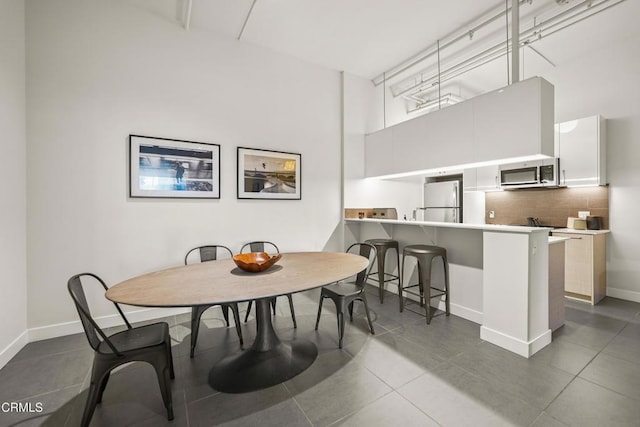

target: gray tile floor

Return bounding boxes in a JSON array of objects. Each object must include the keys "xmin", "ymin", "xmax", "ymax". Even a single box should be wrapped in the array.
[{"xmin": 2, "ymin": 286, "xmax": 640, "ymax": 426}]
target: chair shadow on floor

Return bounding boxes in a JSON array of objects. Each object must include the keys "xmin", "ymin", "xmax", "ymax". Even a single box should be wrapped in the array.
[{"xmin": 10, "ymin": 304, "xmax": 384, "ymax": 426}]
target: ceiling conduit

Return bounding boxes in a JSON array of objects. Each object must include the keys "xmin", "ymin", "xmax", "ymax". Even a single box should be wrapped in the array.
[
  {"xmin": 371, "ymin": 0, "xmax": 537, "ymax": 87},
  {"xmin": 392, "ymin": 0, "xmax": 626, "ymax": 110}
]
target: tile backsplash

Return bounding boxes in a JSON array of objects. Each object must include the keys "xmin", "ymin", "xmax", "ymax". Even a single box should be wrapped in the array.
[{"xmin": 484, "ymin": 186, "xmax": 609, "ymax": 229}]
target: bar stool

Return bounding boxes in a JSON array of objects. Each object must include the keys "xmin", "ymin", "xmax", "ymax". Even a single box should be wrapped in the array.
[
  {"xmin": 400, "ymin": 244, "xmax": 450, "ymax": 324},
  {"xmin": 364, "ymin": 238, "xmax": 401, "ymax": 306}
]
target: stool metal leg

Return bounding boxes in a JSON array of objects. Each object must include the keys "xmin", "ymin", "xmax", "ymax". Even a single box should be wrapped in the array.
[
  {"xmin": 376, "ymin": 248, "xmax": 387, "ymax": 304},
  {"xmin": 443, "ymin": 254, "xmax": 450, "ymax": 316},
  {"xmin": 395, "ymin": 249, "xmax": 401, "ymax": 311},
  {"xmin": 399, "ymin": 254, "xmax": 405, "ymax": 312},
  {"xmin": 421, "ymin": 256, "xmax": 433, "ymax": 324}
]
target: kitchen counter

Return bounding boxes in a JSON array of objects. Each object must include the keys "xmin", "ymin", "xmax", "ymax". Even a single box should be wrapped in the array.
[
  {"xmin": 345, "ymin": 218, "xmax": 551, "ymax": 233},
  {"xmin": 345, "ymin": 218, "xmax": 553, "ymax": 358},
  {"xmin": 552, "ymin": 228, "xmax": 610, "ymax": 235},
  {"xmin": 549, "ymin": 236, "xmax": 571, "ymax": 244}
]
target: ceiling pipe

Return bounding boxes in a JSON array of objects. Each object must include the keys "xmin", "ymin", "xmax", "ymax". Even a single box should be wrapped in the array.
[
  {"xmin": 393, "ymin": 0, "xmax": 624, "ymax": 100},
  {"xmin": 371, "ymin": 0, "xmax": 538, "ymax": 86},
  {"xmin": 408, "ymin": 93, "xmax": 466, "ymax": 113},
  {"xmin": 523, "ymin": 0, "xmax": 625, "ymax": 41},
  {"xmin": 392, "ymin": 42, "xmax": 508, "ymax": 98},
  {"xmin": 512, "ymin": 0, "xmax": 520, "ymax": 83}
]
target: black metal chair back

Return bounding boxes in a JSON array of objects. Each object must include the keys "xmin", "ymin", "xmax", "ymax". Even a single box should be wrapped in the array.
[
  {"xmin": 67, "ymin": 273, "xmax": 130, "ymax": 355},
  {"xmin": 347, "ymin": 242, "xmax": 377, "ymax": 287},
  {"xmin": 240, "ymin": 241, "xmax": 279, "ymax": 254},
  {"xmin": 67, "ymin": 273, "xmax": 175, "ymax": 426},
  {"xmin": 314, "ymin": 242, "xmax": 377, "ymax": 348},
  {"xmin": 185, "ymin": 245, "xmax": 233, "ymax": 265},
  {"xmin": 184, "ymin": 244, "xmax": 244, "ymax": 355}
]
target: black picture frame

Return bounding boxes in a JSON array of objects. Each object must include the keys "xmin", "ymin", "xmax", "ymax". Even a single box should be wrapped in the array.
[
  {"xmin": 237, "ymin": 147, "xmax": 301, "ymax": 200},
  {"xmin": 129, "ymin": 134, "xmax": 220, "ymax": 199}
]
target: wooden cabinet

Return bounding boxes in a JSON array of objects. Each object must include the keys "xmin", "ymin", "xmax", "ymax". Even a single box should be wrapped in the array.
[
  {"xmin": 364, "ymin": 77, "xmax": 554, "ymax": 178},
  {"xmin": 551, "ymin": 231, "xmax": 607, "ymax": 304},
  {"xmin": 548, "ymin": 240, "xmax": 566, "ymax": 331},
  {"xmin": 556, "ymin": 115, "xmax": 607, "ymax": 186}
]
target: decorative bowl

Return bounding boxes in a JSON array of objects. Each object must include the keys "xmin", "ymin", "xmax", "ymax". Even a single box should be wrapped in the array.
[{"xmin": 233, "ymin": 252, "xmax": 282, "ymax": 273}]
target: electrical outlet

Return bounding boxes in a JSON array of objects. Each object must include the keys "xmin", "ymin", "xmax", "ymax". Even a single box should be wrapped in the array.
[
  {"xmin": 578, "ymin": 211, "xmax": 590, "ymax": 219},
  {"xmin": 489, "ymin": 210, "xmax": 495, "ymax": 219}
]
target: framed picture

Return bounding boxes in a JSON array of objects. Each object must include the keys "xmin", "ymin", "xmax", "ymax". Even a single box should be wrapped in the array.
[
  {"xmin": 237, "ymin": 147, "xmax": 301, "ymax": 200},
  {"xmin": 129, "ymin": 135, "xmax": 220, "ymax": 199}
]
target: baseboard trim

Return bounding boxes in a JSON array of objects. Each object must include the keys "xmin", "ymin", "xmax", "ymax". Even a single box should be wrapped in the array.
[
  {"xmin": 444, "ymin": 302, "xmax": 483, "ymax": 325},
  {"xmin": 480, "ymin": 326, "xmax": 551, "ymax": 358},
  {"xmin": 606, "ymin": 287, "xmax": 640, "ymax": 304},
  {"xmin": 27, "ymin": 307, "xmax": 190, "ymax": 342},
  {"xmin": 0, "ymin": 330, "xmax": 29, "ymax": 369}
]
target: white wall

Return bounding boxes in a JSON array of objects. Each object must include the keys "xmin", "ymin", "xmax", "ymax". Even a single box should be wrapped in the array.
[
  {"xmin": 343, "ymin": 73, "xmax": 422, "ymax": 219},
  {"xmin": 542, "ymin": 33, "xmax": 640, "ymax": 301},
  {"xmin": 26, "ymin": 0, "xmax": 342, "ymax": 332},
  {"xmin": 0, "ymin": 0, "xmax": 28, "ymax": 366}
]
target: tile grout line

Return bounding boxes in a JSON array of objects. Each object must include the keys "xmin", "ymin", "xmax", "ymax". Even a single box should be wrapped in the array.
[
  {"xmin": 282, "ymin": 382, "xmax": 314, "ymax": 427},
  {"xmin": 539, "ymin": 318, "xmax": 632, "ymax": 416}
]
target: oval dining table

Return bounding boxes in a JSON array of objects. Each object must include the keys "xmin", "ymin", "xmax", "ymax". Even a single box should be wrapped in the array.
[{"xmin": 105, "ymin": 251, "xmax": 369, "ymax": 393}]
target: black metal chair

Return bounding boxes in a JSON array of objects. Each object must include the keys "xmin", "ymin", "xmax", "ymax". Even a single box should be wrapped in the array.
[
  {"xmin": 240, "ymin": 241, "xmax": 297, "ymax": 328},
  {"xmin": 185, "ymin": 245, "xmax": 243, "ymax": 357},
  {"xmin": 315, "ymin": 243, "xmax": 376, "ymax": 348},
  {"xmin": 67, "ymin": 273, "xmax": 174, "ymax": 427}
]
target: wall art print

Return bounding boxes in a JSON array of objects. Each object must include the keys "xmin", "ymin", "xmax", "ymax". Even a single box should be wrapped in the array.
[
  {"xmin": 130, "ymin": 134, "xmax": 220, "ymax": 199},
  {"xmin": 237, "ymin": 147, "xmax": 301, "ymax": 200}
]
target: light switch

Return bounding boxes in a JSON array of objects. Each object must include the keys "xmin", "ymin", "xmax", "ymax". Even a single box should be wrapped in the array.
[{"xmin": 578, "ymin": 211, "xmax": 590, "ymax": 218}]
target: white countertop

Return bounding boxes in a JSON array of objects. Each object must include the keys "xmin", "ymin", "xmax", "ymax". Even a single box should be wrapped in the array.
[
  {"xmin": 344, "ymin": 218, "xmax": 550, "ymax": 234},
  {"xmin": 548, "ymin": 236, "xmax": 571, "ymax": 244},
  {"xmin": 552, "ymin": 228, "xmax": 610, "ymax": 235}
]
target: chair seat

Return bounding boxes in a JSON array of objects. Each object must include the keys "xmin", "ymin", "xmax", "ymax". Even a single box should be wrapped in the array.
[
  {"xmin": 98, "ymin": 322, "xmax": 169, "ymax": 354},
  {"xmin": 322, "ymin": 281, "xmax": 363, "ymax": 298}
]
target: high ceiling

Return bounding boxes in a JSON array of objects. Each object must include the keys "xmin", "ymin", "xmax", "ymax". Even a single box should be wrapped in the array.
[{"xmin": 129, "ymin": 0, "xmax": 638, "ymax": 108}]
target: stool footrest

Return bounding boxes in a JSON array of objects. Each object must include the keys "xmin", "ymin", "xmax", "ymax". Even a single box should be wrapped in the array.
[
  {"xmin": 402, "ymin": 284, "xmax": 445, "ymax": 300},
  {"xmin": 401, "ymin": 285, "xmax": 423, "ymax": 300},
  {"xmin": 366, "ymin": 274, "xmax": 400, "ymax": 284}
]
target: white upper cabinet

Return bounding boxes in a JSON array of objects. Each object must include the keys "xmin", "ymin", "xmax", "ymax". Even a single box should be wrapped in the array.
[
  {"xmin": 364, "ymin": 77, "xmax": 554, "ymax": 178},
  {"xmin": 419, "ymin": 102, "xmax": 475, "ymax": 169},
  {"xmin": 463, "ymin": 165, "xmax": 500, "ymax": 191},
  {"xmin": 476, "ymin": 165, "xmax": 501, "ymax": 191},
  {"xmin": 364, "ymin": 126, "xmax": 393, "ymax": 177},
  {"xmin": 392, "ymin": 100, "xmax": 473, "ymax": 174},
  {"xmin": 392, "ymin": 112, "xmax": 429, "ymax": 174},
  {"xmin": 473, "ymin": 77, "xmax": 555, "ymax": 163},
  {"xmin": 556, "ymin": 115, "xmax": 607, "ymax": 186},
  {"xmin": 463, "ymin": 168, "xmax": 477, "ymax": 191}
]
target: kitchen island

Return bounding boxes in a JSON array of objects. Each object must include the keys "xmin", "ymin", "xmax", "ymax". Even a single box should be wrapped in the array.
[{"xmin": 345, "ymin": 218, "xmax": 553, "ymax": 357}]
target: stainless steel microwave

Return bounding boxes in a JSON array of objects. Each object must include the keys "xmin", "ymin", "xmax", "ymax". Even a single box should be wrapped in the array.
[{"xmin": 500, "ymin": 159, "xmax": 559, "ymax": 188}]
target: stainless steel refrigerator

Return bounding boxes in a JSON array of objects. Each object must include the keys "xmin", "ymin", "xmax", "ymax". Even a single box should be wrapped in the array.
[{"xmin": 417, "ymin": 180, "xmax": 461, "ymax": 223}]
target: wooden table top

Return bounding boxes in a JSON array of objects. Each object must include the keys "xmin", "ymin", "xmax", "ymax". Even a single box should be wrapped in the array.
[{"xmin": 106, "ymin": 251, "xmax": 369, "ymax": 307}]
